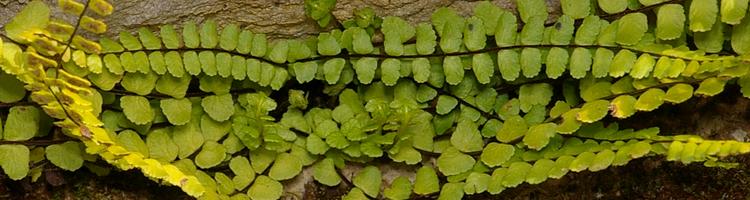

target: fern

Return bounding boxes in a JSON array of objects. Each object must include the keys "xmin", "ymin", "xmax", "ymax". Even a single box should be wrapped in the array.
[{"xmin": 1, "ymin": 0, "xmax": 750, "ymax": 199}]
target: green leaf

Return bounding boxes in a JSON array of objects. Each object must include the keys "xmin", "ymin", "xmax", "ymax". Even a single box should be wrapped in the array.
[
  {"xmin": 216, "ymin": 52, "xmax": 233, "ymax": 78},
  {"xmin": 195, "ymin": 141, "xmax": 226, "ymax": 169},
  {"xmin": 444, "ymin": 56, "xmax": 464, "ymax": 85},
  {"xmin": 4, "ymin": 1, "xmax": 49, "ymax": 42},
  {"xmin": 201, "ymin": 94, "xmax": 235, "ymax": 122},
  {"xmin": 201, "ymin": 114, "xmax": 231, "ymax": 142},
  {"xmin": 451, "ymin": 120, "xmax": 484, "ymax": 152},
  {"xmin": 731, "ymin": 12, "xmax": 750, "ymax": 54},
  {"xmin": 381, "ymin": 58, "xmax": 401, "ymax": 86},
  {"xmin": 352, "ymin": 58, "xmax": 376, "ymax": 84},
  {"xmin": 116, "ymin": 130, "xmax": 149, "ymax": 156},
  {"xmin": 219, "ymin": 24, "xmax": 240, "ymax": 51},
  {"xmin": 268, "ymin": 153, "xmax": 302, "ymax": 181},
  {"xmin": 166, "ymin": 51, "xmax": 194, "ymax": 77},
  {"xmin": 384, "ymin": 176, "xmax": 412, "ymax": 200},
  {"xmin": 664, "ymin": 83, "xmax": 694, "ymax": 103},
  {"xmin": 557, "ymin": 109, "xmax": 582, "ymax": 134},
  {"xmin": 695, "ymin": 77, "xmax": 726, "ymax": 96},
  {"xmin": 382, "ymin": 16, "xmax": 415, "ymax": 56},
  {"xmin": 695, "ymin": 18, "xmax": 725, "ymax": 53},
  {"xmin": 635, "ymin": 88, "xmax": 665, "ymax": 111},
  {"xmin": 518, "ymin": 83, "xmax": 553, "ymax": 112},
  {"xmin": 503, "ymin": 162, "xmax": 532, "ymax": 187},
  {"xmin": 589, "ymin": 149, "xmax": 615, "ymax": 171},
  {"xmin": 414, "ymin": 166, "xmax": 440, "ymax": 195},
  {"xmin": 516, "ymin": 0, "xmax": 548, "ymax": 23},
  {"xmin": 268, "ymin": 40, "xmax": 288, "ymax": 63},
  {"xmin": 312, "ymin": 158, "xmax": 341, "ymax": 186},
  {"xmin": 498, "ymin": 50, "xmax": 521, "ymax": 81},
  {"xmin": 609, "ymin": 49, "xmax": 637, "ymax": 77},
  {"xmin": 200, "ymin": 20, "xmax": 219, "ymax": 48},
  {"xmin": 616, "ymin": 13, "xmax": 648, "ymax": 45},
  {"xmin": 236, "ymin": 30, "xmax": 254, "ymax": 54},
  {"xmin": 229, "ymin": 156, "xmax": 255, "ymax": 190},
  {"xmin": 410, "ymin": 58, "xmax": 430, "ymax": 83},
  {"xmin": 495, "ymin": 12, "xmax": 517, "ymax": 47},
  {"xmin": 575, "ymin": 16, "xmax": 601, "ymax": 45},
  {"xmin": 689, "ymin": 0, "xmax": 718, "ymax": 32},
  {"xmin": 416, "ymin": 23, "xmax": 437, "ymax": 54},
  {"xmin": 721, "ymin": 0, "xmax": 749, "ymax": 24},
  {"xmin": 656, "ymin": 4, "xmax": 686, "ymax": 40},
  {"xmin": 521, "ymin": 48, "xmax": 542, "ymax": 78},
  {"xmin": 569, "ymin": 151, "xmax": 595, "ymax": 172},
  {"xmin": 215, "ymin": 172, "xmax": 235, "ymax": 195},
  {"xmin": 0, "ymin": 72, "xmax": 26, "ymax": 103},
  {"xmin": 523, "ymin": 123, "xmax": 557, "ymax": 150},
  {"xmin": 249, "ymin": 149, "xmax": 277, "ymax": 174},
  {"xmin": 46, "ymin": 141, "xmax": 84, "ymax": 171},
  {"xmin": 247, "ymin": 176, "xmax": 282, "ymax": 200},
  {"xmin": 159, "ymin": 98, "xmax": 192, "ymax": 125},
  {"xmin": 148, "ymin": 52, "xmax": 168, "ymax": 75},
  {"xmin": 438, "ymin": 182, "xmax": 464, "ymax": 200},
  {"xmin": 0, "ymin": 145, "xmax": 29, "ymax": 180},
  {"xmin": 581, "ymin": 82, "xmax": 612, "ymax": 102},
  {"xmin": 473, "ymin": 3, "xmax": 503, "ymax": 35},
  {"xmin": 472, "ymin": 53, "xmax": 494, "ymax": 84},
  {"xmin": 592, "ymin": 48, "xmax": 614, "ymax": 78},
  {"xmin": 292, "ymin": 61, "xmax": 317, "ymax": 83},
  {"xmin": 549, "ymin": 101, "xmax": 571, "ymax": 119},
  {"xmin": 318, "ymin": 33, "xmax": 341, "ymax": 56},
  {"xmin": 155, "ymin": 74, "xmax": 190, "ymax": 99},
  {"xmin": 577, "ymin": 100, "xmax": 610, "ymax": 123},
  {"xmin": 138, "ymin": 27, "xmax": 161, "ymax": 50},
  {"xmin": 114, "ymin": 52, "xmax": 137, "ymax": 73},
  {"xmin": 307, "ymin": 135, "xmax": 328, "ymax": 155},
  {"xmin": 119, "ymin": 31, "xmax": 143, "ymax": 50},
  {"xmin": 323, "ymin": 58, "xmax": 346, "ymax": 84},
  {"xmin": 351, "ymin": 27, "xmax": 373, "ymax": 54},
  {"xmin": 121, "ymin": 71, "xmax": 157, "ymax": 95},
  {"xmin": 546, "ymin": 48, "xmax": 569, "ymax": 78},
  {"xmin": 436, "ymin": 95, "xmax": 458, "ymax": 115},
  {"xmin": 3, "ymin": 106, "xmax": 40, "ymax": 141},
  {"xmin": 464, "ymin": 17, "xmax": 486, "ymax": 51},
  {"xmin": 631, "ymin": 54, "xmax": 655, "ymax": 79},
  {"xmin": 526, "ymin": 159, "xmax": 555, "ymax": 184},
  {"xmin": 326, "ymin": 131, "xmax": 350, "ymax": 149},
  {"xmin": 120, "ymin": 96, "xmax": 154, "ymax": 125},
  {"xmin": 550, "ymin": 15, "xmax": 575, "ymax": 45},
  {"xmin": 182, "ymin": 22, "xmax": 200, "ymax": 48},
  {"xmin": 487, "ymin": 168, "xmax": 507, "ymax": 194},
  {"xmin": 481, "ymin": 143, "xmax": 515, "ymax": 167},
  {"xmin": 497, "ymin": 115, "xmax": 527, "ymax": 142},
  {"xmin": 343, "ymin": 188, "xmax": 369, "ymax": 200},
  {"xmin": 103, "ymin": 54, "xmax": 124, "ymax": 75},
  {"xmin": 569, "ymin": 48, "xmax": 592, "ymax": 79},
  {"xmin": 353, "ymin": 166, "xmax": 382, "ymax": 198},
  {"xmin": 437, "ymin": 147, "xmax": 476, "ymax": 176},
  {"xmin": 160, "ymin": 25, "xmax": 181, "ymax": 49},
  {"xmin": 464, "ymin": 172, "xmax": 490, "ymax": 194},
  {"xmin": 611, "ymin": 95, "xmax": 637, "ymax": 118},
  {"xmin": 231, "ymin": 55, "xmax": 247, "ymax": 80},
  {"xmin": 548, "ymin": 155, "xmax": 574, "ymax": 178},
  {"xmin": 520, "ymin": 16, "xmax": 544, "ymax": 45},
  {"xmin": 172, "ymin": 122, "xmax": 204, "ymax": 159},
  {"xmin": 561, "ymin": 0, "xmax": 590, "ymax": 19},
  {"xmin": 435, "ymin": 9, "xmax": 464, "ymax": 53},
  {"xmin": 598, "ymin": 0, "xmax": 628, "ymax": 14},
  {"xmin": 147, "ymin": 128, "xmax": 178, "ymax": 162},
  {"xmin": 251, "ymin": 33, "xmax": 268, "ymax": 57}
]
